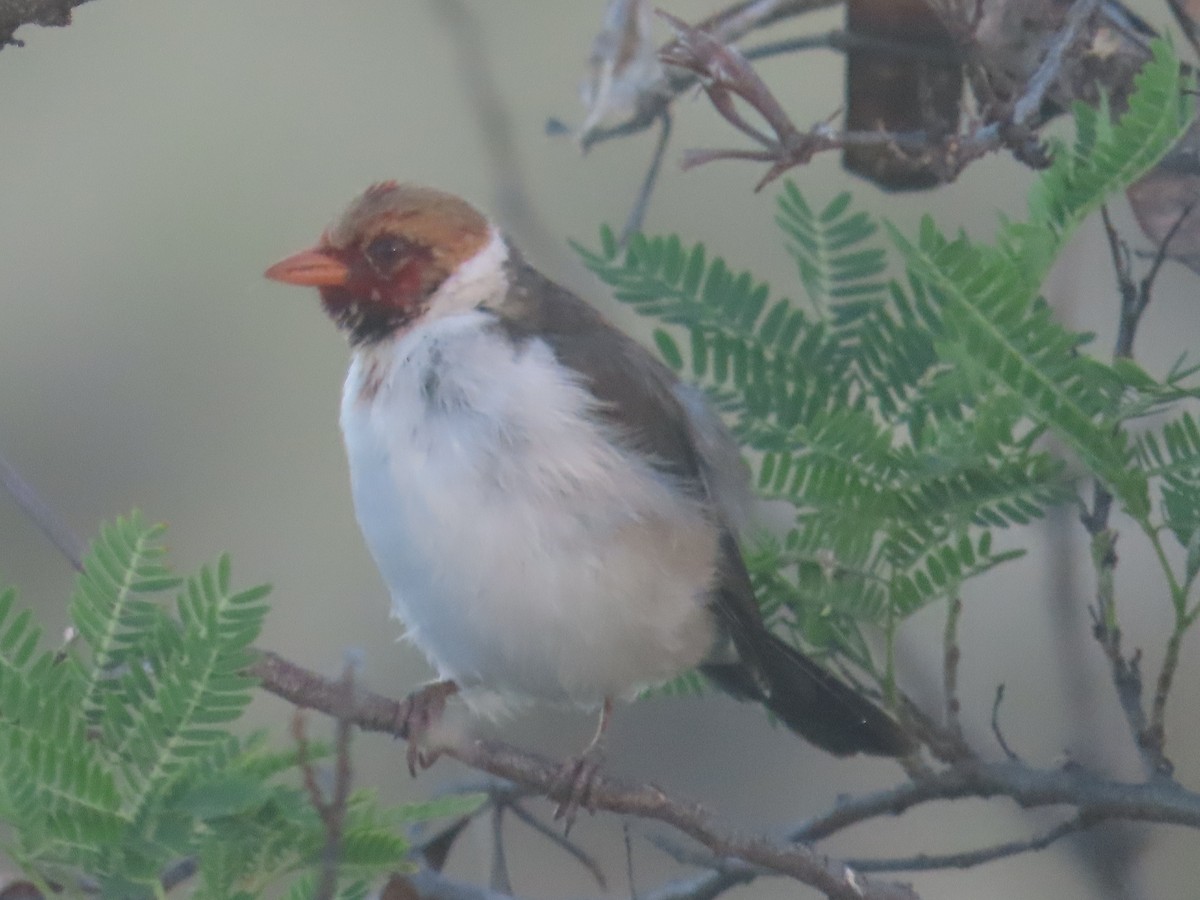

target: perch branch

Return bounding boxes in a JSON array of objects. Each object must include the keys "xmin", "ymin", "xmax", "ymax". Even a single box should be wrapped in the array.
[{"xmin": 250, "ymin": 649, "xmax": 918, "ymax": 900}]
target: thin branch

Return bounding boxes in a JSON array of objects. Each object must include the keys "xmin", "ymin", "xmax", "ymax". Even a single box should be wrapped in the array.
[
  {"xmin": 624, "ymin": 820, "xmax": 638, "ymax": 900},
  {"xmin": 620, "ymin": 110, "xmax": 672, "ymax": 244},
  {"xmin": 1102, "ymin": 197, "xmax": 1192, "ymax": 365},
  {"xmin": 507, "ymin": 801, "xmax": 608, "ymax": 891},
  {"xmin": 795, "ymin": 761, "xmax": 1200, "ymax": 841},
  {"xmin": 845, "ymin": 813, "xmax": 1098, "ymax": 873},
  {"xmin": 651, "ymin": 0, "xmax": 1079, "ymax": 191},
  {"xmin": 412, "ymin": 813, "xmax": 475, "ymax": 873},
  {"xmin": 1125, "ymin": 200, "xmax": 1197, "ymax": 758},
  {"xmin": 1166, "ymin": 0, "xmax": 1200, "ymax": 57},
  {"xmin": 1091, "ymin": 203, "xmax": 1195, "ymax": 776},
  {"xmin": 1085, "ymin": 527, "xmax": 1159, "ymax": 772},
  {"xmin": 251, "ymin": 649, "xmax": 1200, "ymax": 899},
  {"xmin": 0, "ymin": 448, "xmax": 85, "ymax": 571},
  {"xmin": 293, "ymin": 662, "xmax": 356, "ymax": 900},
  {"xmin": 250, "ymin": 650, "xmax": 918, "ymax": 900},
  {"xmin": 578, "ymin": 0, "xmax": 839, "ymax": 152},
  {"xmin": 488, "ymin": 804, "xmax": 513, "ymax": 895},
  {"xmin": 1011, "ymin": 0, "xmax": 1104, "ymax": 128},
  {"xmin": 1138, "ymin": 199, "xmax": 1197, "ymax": 316},
  {"xmin": 658, "ymin": 10, "xmax": 839, "ymax": 189},
  {"xmin": 990, "ymin": 685, "xmax": 1020, "ymax": 762},
  {"xmin": 1148, "ymin": 623, "xmax": 1188, "ymax": 764},
  {"xmin": 1100, "ymin": 204, "xmax": 1140, "ymax": 360},
  {"xmin": 942, "ymin": 596, "xmax": 964, "ymax": 745},
  {"xmin": 744, "ymin": 29, "xmax": 962, "ymax": 67}
]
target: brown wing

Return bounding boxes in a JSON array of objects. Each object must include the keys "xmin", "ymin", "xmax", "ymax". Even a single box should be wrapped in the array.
[
  {"xmin": 494, "ymin": 257, "xmax": 710, "ymax": 492},
  {"xmin": 494, "ymin": 257, "xmax": 912, "ymax": 756}
]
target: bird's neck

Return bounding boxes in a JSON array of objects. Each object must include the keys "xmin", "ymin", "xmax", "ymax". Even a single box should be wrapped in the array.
[{"xmin": 422, "ymin": 226, "xmax": 512, "ymax": 324}]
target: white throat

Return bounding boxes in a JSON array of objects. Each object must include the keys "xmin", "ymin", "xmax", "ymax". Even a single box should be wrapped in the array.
[{"xmin": 426, "ymin": 226, "xmax": 510, "ymax": 321}]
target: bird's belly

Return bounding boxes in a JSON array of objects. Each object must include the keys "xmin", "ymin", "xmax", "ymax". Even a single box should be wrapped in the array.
[{"xmin": 342, "ymin": 323, "xmax": 719, "ymax": 705}]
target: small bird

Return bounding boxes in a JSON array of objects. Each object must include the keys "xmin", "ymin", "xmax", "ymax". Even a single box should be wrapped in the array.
[{"xmin": 265, "ymin": 183, "xmax": 911, "ymax": 804}]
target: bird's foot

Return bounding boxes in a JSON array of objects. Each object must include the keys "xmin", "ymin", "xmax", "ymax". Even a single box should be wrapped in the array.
[
  {"xmin": 551, "ymin": 697, "xmax": 613, "ymax": 833},
  {"xmin": 395, "ymin": 680, "xmax": 459, "ymax": 777},
  {"xmin": 551, "ymin": 747, "xmax": 605, "ymax": 834}
]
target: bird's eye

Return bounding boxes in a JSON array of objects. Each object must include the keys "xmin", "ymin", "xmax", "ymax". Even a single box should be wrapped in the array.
[{"xmin": 365, "ymin": 234, "xmax": 408, "ymax": 273}]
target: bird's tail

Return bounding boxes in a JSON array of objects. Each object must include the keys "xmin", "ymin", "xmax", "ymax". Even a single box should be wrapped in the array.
[{"xmin": 703, "ymin": 629, "xmax": 913, "ymax": 757}]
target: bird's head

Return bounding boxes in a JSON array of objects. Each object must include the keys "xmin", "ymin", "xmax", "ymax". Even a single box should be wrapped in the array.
[{"xmin": 265, "ymin": 182, "xmax": 492, "ymax": 344}]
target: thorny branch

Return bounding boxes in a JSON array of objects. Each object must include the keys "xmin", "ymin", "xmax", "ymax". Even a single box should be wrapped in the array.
[
  {"xmin": 650, "ymin": 0, "xmax": 1122, "ymax": 190},
  {"xmin": 251, "ymin": 650, "xmax": 919, "ymax": 900},
  {"xmin": 575, "ymin": 0, "xmax": 837, "ymax": 151},
  {"xmin": 658, "ymin": 10, "xmax": 838, "ymax": 190},
  {"xmin": 247, "ymin": 649, "xmax": 1200, "ymax": 900},
  {"xmin": 1086, "ymin": 202, "xmax": 1200, "ymax": 783},
  {"xmin": 574, "ymin": 0, "xmax": 1161, "ymax": 219}
]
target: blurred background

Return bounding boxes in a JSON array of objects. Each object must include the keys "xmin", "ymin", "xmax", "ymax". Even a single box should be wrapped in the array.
[{"xmin": 0, "ymin": 1, "xmax": 1197, "ymax": 897}]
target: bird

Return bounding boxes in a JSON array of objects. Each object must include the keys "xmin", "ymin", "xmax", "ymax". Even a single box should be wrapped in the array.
[{"xmin": 264, "ymin": 182, "xmax": 912, "ymax": 811}]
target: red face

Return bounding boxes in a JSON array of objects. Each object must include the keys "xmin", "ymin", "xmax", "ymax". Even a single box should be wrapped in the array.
[
  {"xmin": 265, "ymin": 227, "xmax": 437, "ymax": 344},
  {"xmin": 266, "ymin": 182, "xmax": 490, "ymax": 344}
]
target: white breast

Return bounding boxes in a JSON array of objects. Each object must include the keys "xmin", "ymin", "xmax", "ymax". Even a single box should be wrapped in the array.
[{"xmin": 340, "ymin": 311, "xmax": 720, "ymax": 708}]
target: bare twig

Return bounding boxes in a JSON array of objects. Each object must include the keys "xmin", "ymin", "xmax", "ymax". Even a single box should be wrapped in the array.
[
  {"xmin": 1166, "ymin": 0, "xmax": 1200, "ymax": 57},
  {"xmin": 744, "ymin": 28, "xmax": 961, "ymax": 67},
  {"xmin": 624, "ymin": 820, "xmax": 638, "ymax": 900},
  {"xmin": 604, "ymin": 0, "xmax": 1165, "ymax": 197},
  {"xmin": 1148, "ymin": 623, "xmax": 1187, "ymax": 765},
  {"xmin": 488, "ymin": 804, "xmax": 513, "ymax": 895},
  {"xmin": 251, "ymin": 649, "xmax": 1200, "ymax": 898},
  {"xmin": 845, "ymin": 813, "xmax": 1098, "ymax": 873},
  {"xmin": 507, "ymin": 801, "xmax": 608, "ymax": 890},
  {"xmin": 412, "ymin": 813, "xmax": 474, "ymax": 873},
  {"xmin": 1137, "ymin": 199, "xmax": 1197, "ymax": 318},
  {"xmin": 990, "ymin": 685, "xmax": 1020, "ymax": 762},
  {"xmin": 251, "ymin": 650, "xmax": 919, "ymax": 900},
  {"xmin": 942, "ymin": 596, "xmax": 964, "ymax": 745},
  {"xmin": 658, "ymin": 10, "xmax": 836, "ymax": 189},
  {"xmin": 1085, "ymin": 526, "xmax": 1158, "ymax": 765},
  {"xmin": 1102, "ymin": 200, "xmax": 1194, "ymax": 362},
  {"xmin": 1092, "ymin": 201, "xmax": 1200, "ymax": 777},
  {"xmin": 642, "ymin": 750, "xmax": 1200, "ymax": 900},
  {"xmin": 293, "ymin": 662, "xmax": 357, "ymax": 900},
  {"xmin": 620, "ymin": 110, "xmax": 672, "ymax": 243},
  {"xmin": 0, "ymin": 449, "xmax": 85, "ymax": 571},
  {"xmin": 578, "ymin": 0, "xmax": 838, "ymax": 152},
  {"xmin": 1011, "ymin": 0, "xmax": 1104, "ymax": 128}
]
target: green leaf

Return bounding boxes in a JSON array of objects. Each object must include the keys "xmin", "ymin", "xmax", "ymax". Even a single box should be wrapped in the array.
[
  {"xmin": 391, "ymin": 792, "xmax": 488, "ymax": 824},
  {"xmin": 653, "ymin": 329, "xmax": 683, "ymax": 371}
]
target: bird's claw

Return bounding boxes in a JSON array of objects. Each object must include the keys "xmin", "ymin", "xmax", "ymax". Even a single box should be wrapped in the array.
[
  {"xmin": 551, "ymin": 752, "xmax": 604, "ymax": 834},
  {"xmin": 406, "ymin": 743, "xmax": 446, "ymax": 779},
  {"xmin": 395, "ymin": 680, "xmax": 458, "ymax": 777}
]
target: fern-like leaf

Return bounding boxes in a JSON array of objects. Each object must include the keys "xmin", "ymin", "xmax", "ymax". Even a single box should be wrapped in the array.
[{"xmin": 1025, "ymin": 40, "xmax": 1193, "ymax": 282}]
